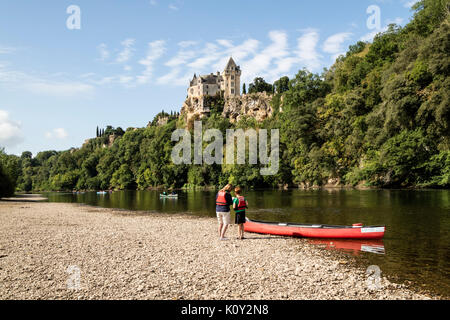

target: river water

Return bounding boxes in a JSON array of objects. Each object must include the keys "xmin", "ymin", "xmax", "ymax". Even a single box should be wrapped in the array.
[{"xmin": 45, "ymin": 189, "xmax": 450, "ymax": 297}]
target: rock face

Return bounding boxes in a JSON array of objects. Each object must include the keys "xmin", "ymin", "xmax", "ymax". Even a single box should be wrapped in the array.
[
  {"xmin": 223, "ymin": 92, "xmax": 273, "ymax": 123},
  {"xmin": 180, "ymin": 96, "xmax": 210, "ymax": 124},
  {"xmin": 180, "ymin": 92, "xmax": 274, "ymax": 124}
]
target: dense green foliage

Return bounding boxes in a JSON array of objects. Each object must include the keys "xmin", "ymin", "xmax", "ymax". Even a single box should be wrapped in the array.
[
  {"xmin": 248, "ymin": 77, "xmax": 274, "ymax": 94},
  {"xmin": 1, "ymin": 0, "xmax": 448, "ymax": 193},
  {"xmin": 0, "ymin": 149, "xmax": 20, "ymax": 197}
]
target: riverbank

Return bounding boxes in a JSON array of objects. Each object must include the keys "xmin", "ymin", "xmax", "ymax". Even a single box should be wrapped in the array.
[{"xmin": 0, "ymin": 201, "xmax": 436, "ymax": 300}]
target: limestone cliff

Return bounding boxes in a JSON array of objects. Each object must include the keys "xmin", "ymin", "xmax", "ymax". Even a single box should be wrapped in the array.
[
  {"xmin": 180, "ymin": 96, "xmax": 210, "ymax": 124},
  {"xmin": 180, "ymin": 92, "xmax": 274, "ymax": 123},
  {"xmin": 222, "ymin": 92, "xmax": 273, "ymax": 123}
]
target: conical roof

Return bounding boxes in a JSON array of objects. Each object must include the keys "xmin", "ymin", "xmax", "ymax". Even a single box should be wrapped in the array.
[{"xmin": 224, "ymin": 57, "xmax": 237, "ymax": 70}]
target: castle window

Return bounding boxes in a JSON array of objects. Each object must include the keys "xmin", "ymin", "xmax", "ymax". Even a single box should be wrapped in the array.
[
  {"xmin": 231, "ymin": 88, "xmax": 235, "ymax": 94},
  {"xmin": 231, "ymin": 75, "xmax": 235, "ymax": 80},
  {"xmin": 231, "ymin": 81, "xmax": 234, "ymax": 87}
]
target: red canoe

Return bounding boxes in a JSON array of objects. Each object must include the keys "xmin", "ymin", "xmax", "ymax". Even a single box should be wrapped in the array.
[{"xmin": 244, "ymin": 218, "xmax": 385, "ymax": 240}]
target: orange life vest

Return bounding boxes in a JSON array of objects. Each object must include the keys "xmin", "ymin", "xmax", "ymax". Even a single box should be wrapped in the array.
[
  {"xmin": 236, "ymin": 196, "xmax": 246, "ymax": 210},
  {"xmin": 216, "ymin": 190, "xmax": 228, "ymax": 206}
]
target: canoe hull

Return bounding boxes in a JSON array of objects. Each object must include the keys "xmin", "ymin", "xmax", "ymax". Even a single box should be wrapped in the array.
[{"xmin": 244, "ymin": 219, "xmax": 385, "ymax": 240}]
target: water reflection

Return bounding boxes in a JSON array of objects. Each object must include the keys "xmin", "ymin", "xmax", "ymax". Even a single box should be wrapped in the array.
[{"xmin": 309, "ymin": 239, "xmax": 385, "ymax": 255}]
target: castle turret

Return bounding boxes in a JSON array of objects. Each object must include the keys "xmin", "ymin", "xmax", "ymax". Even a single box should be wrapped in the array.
[{"xmin": 221, "ymin": 57, "xmax": 241, "ymax": 98}]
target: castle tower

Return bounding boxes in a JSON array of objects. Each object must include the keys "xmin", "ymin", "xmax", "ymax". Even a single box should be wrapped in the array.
[{"xmin": 221, "ymin": 57, "xmax": 241, "ymax": 98}]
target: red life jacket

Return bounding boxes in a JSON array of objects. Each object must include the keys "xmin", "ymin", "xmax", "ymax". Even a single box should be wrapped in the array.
[
  {"xmin": 216, "ymin": 191, "xmax": 228, "ymax": 206},
  {"xmin": 236, "ymin": 196, "xmax": 246, "ymax": 210}
]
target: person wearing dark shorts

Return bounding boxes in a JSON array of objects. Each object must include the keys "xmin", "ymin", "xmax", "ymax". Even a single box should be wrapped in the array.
[
  {"xmin": 233, "ymin": 186, "xmax": 248, "ymax": 240},
  {"xmin": 216, "ymin": 184, "xmax": 234, "ymax": 240}
]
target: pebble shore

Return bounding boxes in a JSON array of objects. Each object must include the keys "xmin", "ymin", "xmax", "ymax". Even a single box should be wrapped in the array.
[{"xmin": 0, "ymin": 201, "xmax": 434, "ymax": 300}]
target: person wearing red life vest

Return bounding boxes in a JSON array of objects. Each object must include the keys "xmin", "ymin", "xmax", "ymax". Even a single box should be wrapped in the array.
[
  {"xmin": 233, "ymin": 186, "xmax": 248, "ymax": 240},
  {"xmin": 216, "ymin": 184, "xmax": 233, "ymax": 240}
]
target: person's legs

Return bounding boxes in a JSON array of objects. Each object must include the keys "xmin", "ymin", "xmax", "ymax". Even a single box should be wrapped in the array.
[
  {"xmin": 217, "ymin": 212, "xmax": 224, "ymax": 238},
  {"xmin": 218, "ymin": 223, "xmax": 223, "ymax": 237},
  {"xmin": 220, "ymin": 224, "xmax": 229, "ymax": 239},
  {"xmin": 220, "ymin": 212, "xmax": 231, "ymax": 239},
  {"xmin": 238, "ymin": 223, "xmax": 244, "ymax": 239}
]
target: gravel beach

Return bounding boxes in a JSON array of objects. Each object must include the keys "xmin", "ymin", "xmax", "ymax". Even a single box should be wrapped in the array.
[{"xmin": 0, "ymin": 201, "xmax": 435, "ymax": 300}]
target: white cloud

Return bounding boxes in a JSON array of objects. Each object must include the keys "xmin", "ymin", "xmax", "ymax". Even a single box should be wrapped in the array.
[
  {"xmin": 187, "ymin": 42, "xmax": 221, "ymax": 71},
  {"xmin": 97, "ymin": 43, "xmax": 110, "ymax": 61},
  {"xmin": 150, "ymin": 0, "xmax": 157, "ymax": 6},
  {"xmin": 92, "ymin": 76, "xmax": 115, "ymax": 85},
  {"xmin": 169, "ymin": 4, "xmax": 179, "ymax": 10},
  {"xmin": 25, "ymin": 81, "xmax": 94, "ymax": 97},
  {"xmin": 45, "ymin": 128, "xmax": 68, "ymax": 140},
  {"xmin": 158, "ymin": 37, "xmax": 261, "ymax": 85},
  {"xmin": 158, "ymin": 29, "xmax": 325, "ymax": 86},
  {"xmin": 0, "ymin": 63, "xmax": 95, "ymax": 97},
  {"xmin": 0, "ymin": 46, "xmax": 16, "ymax": 54},
  {"xmin": 403, "ymin": 0, "xmax": 420, "ymax": 8},
  {"xmin": 165, "ymin": 49, "xmax": 197, "ymax": 68},
  {"xmin": 323, "ymin": 32, "xmax": 352, "ymax": 54},
  {"xmin": 137, "ymin": 40, "xmax": 166, "ymax": 84},
  {"xmin": 0, "ymin": 110, "xmax": 23, "ymax": 149},
  {"xmin": 119, "ymin": 75, "xmax": 133, "ymax": 84},
  {"xmin": 242, "ymin": 30, "xmax": 289, "ymax": 82},
  {"xmin": 322, "ymin": 32, "xmax": 352, "ymax": 63},
  {"xmin": 157, "ymin": 67, "xmax": 185, "ymax": 86},
  {"xmin": 217, "ymin": 39, "xmax": 233, "ymax": 48},
  {"xmin": 178, "ymin": 41, "xmax": 197, "ymax": 48},
  {"xmin": 116, "ymin": 38, "xmax": 136, "ymax": 63},
  {"xmin": 295, "ymin": 29, "xmax": 322, "ymax": 72},
  {"xmin": 212, "ymin": 38, "xmax": 260, "ymax": 73},
  {"xmin": 79, "ymin": 72, "xmax": 96, "ymax": 78}
]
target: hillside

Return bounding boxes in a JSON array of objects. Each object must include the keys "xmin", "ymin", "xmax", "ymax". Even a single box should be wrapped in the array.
[{"xmin": 1, "ymin": 0, "xmax": 449, "ymax": 193}]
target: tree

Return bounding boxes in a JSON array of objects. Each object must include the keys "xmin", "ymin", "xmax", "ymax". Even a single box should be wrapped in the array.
[
  {"xmin": 242, "ymin": 83, "xmax": 247, "ymax": 94},
  {"xmin": 274, "ymin": 76, "xmax": 289, "ymax": 94},
  {"xmin": 4, "ymin": 1, "xmax": 449, "ymax": 191},
  {"xmin": 0, "ymin": 150, "xmax": 17, "ymax": 197},
  {"xmin": 248, "ymin": 77, "xmax": 273, "ymax": 94}
]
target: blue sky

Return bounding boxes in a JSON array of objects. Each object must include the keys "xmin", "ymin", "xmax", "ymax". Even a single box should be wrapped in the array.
[{"xmin": 0, "ymin": 0, "xmax": 420, "ymax": 155}]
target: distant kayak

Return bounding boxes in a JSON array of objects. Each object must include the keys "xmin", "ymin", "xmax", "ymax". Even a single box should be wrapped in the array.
[
  {"xmin": 96, "ymin": 191, "xmax": 108, "ymax": 195},
  {"xmin": 244, "ymin": 218, "xmax": 385, "ymax": 240},
  {"xmin": 160, "ymin": 194, "xmax": 178, "ymax": 198}
]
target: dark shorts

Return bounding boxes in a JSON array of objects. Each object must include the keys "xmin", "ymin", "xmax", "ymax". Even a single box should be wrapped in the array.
[{"xmin": 235, "ymin": 211, "xmax": 246, "ymax": 224}]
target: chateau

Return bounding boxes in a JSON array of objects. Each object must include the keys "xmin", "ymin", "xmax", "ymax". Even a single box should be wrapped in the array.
[
  {"xmin": 187, "ymin": 57, "xmax": 241, "ymax": 109},
  {"xmin": 181, "ymin": 57, "xmax": 274, "ymax": 123}
]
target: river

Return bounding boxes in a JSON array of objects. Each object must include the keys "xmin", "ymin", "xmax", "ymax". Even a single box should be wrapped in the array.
[{"xmin": 44, "ymin": 189, "xmax": 450, "ymax": 297}]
